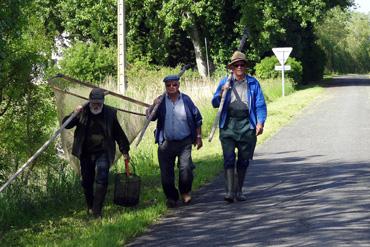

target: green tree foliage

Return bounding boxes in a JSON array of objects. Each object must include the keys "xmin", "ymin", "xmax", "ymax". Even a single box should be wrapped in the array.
[
  {"xmin": 0, "ymin": 85, "xmax": 56, "ymax": 182},
  {"xmin": 0, "ymin": 1, "xmax": 58, "ymax": 186},
  {"xmin": 255, "ymin": 56, "xmax": 303, "ymax": 84},
  {"xmin": 235, "ymin": 0, "xmax": 352, "ymax": 82},
  {"xmin": 55, "ymin": 0, "xmax": 241, "ymax": 73},
  {"xmin": 58, "ymin": 42, "xmax": 117, "ymax": 84},
  {"xmin": 316, "ymin": 8, "xmax": 370, "ymax": 73},
  {"xmin": 58, "ymin": 0, "xmax": 117, "ymax": 47},
  {"xmin": 53, "ymin": 0, "xmax": 353, "ymax": 82}
]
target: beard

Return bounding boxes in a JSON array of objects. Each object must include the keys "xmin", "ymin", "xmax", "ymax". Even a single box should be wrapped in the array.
[{"xmin": 89, "ymin": 104, "xmax": 103, "ymax": 115}]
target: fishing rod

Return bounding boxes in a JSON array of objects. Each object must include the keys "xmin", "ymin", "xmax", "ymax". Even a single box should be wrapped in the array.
[
  {"xmin": 208, "ymin": 27, "xmax": 250, "ymax": 142},
  {"xmin": 135, "ymin": 64, "xmax": 191, "ymax": 147}
]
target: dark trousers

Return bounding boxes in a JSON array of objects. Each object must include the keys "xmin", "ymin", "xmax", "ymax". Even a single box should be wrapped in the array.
[
  {"xmin": 158, "ymin": 137, "xmax": 194, "ymax": 201},
  {"xmin": 80, "ymin": 153, "xmax": 109, "ymax": 208},
  {"xmin": 220, "ymin": 133, "xmax": 256, "ymax": 169}
]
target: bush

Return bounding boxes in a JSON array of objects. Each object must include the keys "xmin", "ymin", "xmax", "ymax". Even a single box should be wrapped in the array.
[
  {"xmin": 255, "ymin": 56, "xmax": 303, "ymax": 85},
  {"xmin": 58, "ymin": 41, "xmax": 117, "ymax": 84}
]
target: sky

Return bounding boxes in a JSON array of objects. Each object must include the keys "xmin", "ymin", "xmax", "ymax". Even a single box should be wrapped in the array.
[{"xmin": 352, "ymin": 0, "xmax": 370, "ymax": 13}]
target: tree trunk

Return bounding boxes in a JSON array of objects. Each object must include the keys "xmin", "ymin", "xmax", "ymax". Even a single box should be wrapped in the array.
[{"xmin": 185, "ymin": 13, "xmax": 208, "ymax": 79}]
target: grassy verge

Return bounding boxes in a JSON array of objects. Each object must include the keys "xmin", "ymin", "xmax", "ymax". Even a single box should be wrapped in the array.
[{"xmin": 0, "ymin": 78, "xmax": 324, "ymax": 246}]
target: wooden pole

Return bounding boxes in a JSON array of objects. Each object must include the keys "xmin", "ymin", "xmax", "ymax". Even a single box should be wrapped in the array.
[{"xmin": 54, "ymin": 74, "xmax": 150, "ymax": 107}]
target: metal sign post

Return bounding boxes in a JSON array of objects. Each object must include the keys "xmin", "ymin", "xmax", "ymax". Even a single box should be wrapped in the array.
[{"xmin": 272, "ymin": 47, "xmax": 292, "ymax": 97}]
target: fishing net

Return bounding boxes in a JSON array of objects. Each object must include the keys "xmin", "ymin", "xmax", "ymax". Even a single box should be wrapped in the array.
[{"xmin": 47, "ymin": 74, "xmax": 150, "ymax": 172}]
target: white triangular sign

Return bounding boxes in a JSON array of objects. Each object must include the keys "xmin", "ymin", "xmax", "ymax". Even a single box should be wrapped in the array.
[{"xmin": 272, "ymin": 47, "xmax": 292, "ymax": 65}]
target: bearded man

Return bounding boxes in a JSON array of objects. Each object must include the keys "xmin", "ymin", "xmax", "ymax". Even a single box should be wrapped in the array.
[{"xmin": 63, "ymin": 88, "xmax": 130, "ymax": 218}]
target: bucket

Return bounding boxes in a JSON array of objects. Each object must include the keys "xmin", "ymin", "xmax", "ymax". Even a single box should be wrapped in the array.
[{"xmin": 114, "ymin": 159, "xmax": 141, "ymax": 207}]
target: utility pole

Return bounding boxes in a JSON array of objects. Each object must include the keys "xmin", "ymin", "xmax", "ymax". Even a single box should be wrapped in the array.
[
  {"xmin": 117, "ymin": 0, "xmax": 126, "ymax": 94},
  {"xmin": 204, "ymin": 37, "xmax": 210, "ymax": 81}
]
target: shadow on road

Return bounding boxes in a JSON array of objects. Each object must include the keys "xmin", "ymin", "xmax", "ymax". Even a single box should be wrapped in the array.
[
  {"xmin": 322, "ymin": 75, "xmax": 370, "ymax": 88},
  {"xmin": 128, "ymin": 150, "xmax": 370, "ymax": 246}
]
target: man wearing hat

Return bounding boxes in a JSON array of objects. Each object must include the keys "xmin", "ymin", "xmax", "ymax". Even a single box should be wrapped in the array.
[
  {"xmin": 212, "ymin": 51, "xmax": 267, "ymax": 202},
  {"xmin": 63, "ymin": 88, "xmax": 130, "ymax": 218},
  {"xmin": 147, "ymin": 74, "xmax": 203, "ymax": 208}
]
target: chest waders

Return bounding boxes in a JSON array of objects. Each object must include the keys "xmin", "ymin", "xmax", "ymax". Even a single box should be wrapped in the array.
[{"xmin": 220, "ymin": 86, "xmax": 256, "ymax": 202}]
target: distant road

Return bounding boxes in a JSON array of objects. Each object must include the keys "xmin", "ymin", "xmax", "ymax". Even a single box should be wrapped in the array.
[{"xmin": 128, "ymin": 75, "xmax": 370, "ymax": 247}]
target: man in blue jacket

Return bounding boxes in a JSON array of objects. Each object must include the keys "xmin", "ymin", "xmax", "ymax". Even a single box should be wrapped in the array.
[
  {"xmin": 147, "ymin": 75, "xmax": 203, "ymax": 208},
  {"xmin": 212, "ymin": 51, "xmax": 267, "ymax": 202}
]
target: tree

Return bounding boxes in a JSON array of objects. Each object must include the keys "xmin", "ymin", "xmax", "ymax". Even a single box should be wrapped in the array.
[
  {"xmin": 235, "ymin": 0, "xmax": 353, "ymax": 82},
  {"xmin": 316, "ymin": 8, "xmax": 370, "ymax": 73},
  {"xmin": 0, "ymin": 0, "xmax": 58, "ymax": 184},
  {"xmin": 55, "ymin": 0, "xmax": 242, "ymax": 78}
]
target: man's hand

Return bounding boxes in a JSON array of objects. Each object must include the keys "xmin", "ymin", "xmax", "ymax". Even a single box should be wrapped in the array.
[
  {"xmin": 146, "ymin": 95, "xmax": 162, "ymax": 118},
  {"xmin": 194, "ymin": 136, "xmax": 203, "ymax": 150},
  {"xmin": 123, "ymin": 153, "xmax": 130, "ymax": 161},
  {"xmin": 220, "ymin": 84, "xmax": 230, "ymax": 97},
  {"xmin": 153, "ymin": 95, "xmax": 162, "ymax": 105},
  {"xmin": 256, "ymin": 123, "xmax": 264, "ymax": 136},
  {"xmin": 74, "ymin": 105, "xmax": 83, "ymax": 114}
]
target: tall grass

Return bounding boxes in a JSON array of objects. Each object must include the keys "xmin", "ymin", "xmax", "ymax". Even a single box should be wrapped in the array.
[{"xmin": 0, "ymin": 67, "xmax": 313, "ymax": 246}]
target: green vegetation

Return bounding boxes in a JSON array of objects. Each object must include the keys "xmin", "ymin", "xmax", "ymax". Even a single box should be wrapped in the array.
[
  {"xmin": 255, "ymin": 56, "xmax": 303, "ymax": 85},
  {"xmin": 315, "ymin": 7, "xmax": 370, "ymax": 74},
  {"xmin": 58, "ymin": 42, "xmax": 117, "ymax": 84}
]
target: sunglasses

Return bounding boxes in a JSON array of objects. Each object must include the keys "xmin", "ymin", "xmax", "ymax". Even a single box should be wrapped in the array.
[
  {"xmin": 165, "ymin": 82, "xmax": 179, "ymax": 87},
  {"xmin": 233, "ymin": 63, "xmax": 246, "ymax": 68}
]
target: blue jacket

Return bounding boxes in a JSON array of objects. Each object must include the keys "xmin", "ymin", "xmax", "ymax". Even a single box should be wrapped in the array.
[
  {"xmin": 211, "ymin": 75, "xmax": 267, "ymax": 129},
  {"xmin": 152, "ymin": 93, "xmax": 202, "ymax": 144}
]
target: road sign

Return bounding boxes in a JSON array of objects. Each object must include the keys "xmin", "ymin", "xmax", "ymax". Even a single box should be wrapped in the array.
[
  {"xmin": 272, "ymin": 47, "xmax": 293, "ymax": 97},
  {"xmin": 275, "ymin": 65, "xmax": 291, "ymax": 71},
  {"xmin": 272, "ymin": 47, "xmax": 292, "ymax": 65}
]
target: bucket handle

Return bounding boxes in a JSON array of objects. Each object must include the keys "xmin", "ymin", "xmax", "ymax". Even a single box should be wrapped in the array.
[{"xmin": 125, "ymin": 159, "xmax": 130, "ymax": 176}]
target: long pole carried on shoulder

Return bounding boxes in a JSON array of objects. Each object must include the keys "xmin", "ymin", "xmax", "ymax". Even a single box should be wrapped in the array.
[
  {"xmin": 135, "ymin": 64, "xmax": 191, "ymax": 147},
  {"xmin": 208, "ymin": 27, "xmax": 250, "ymax": 142},
  {"xmin": 53, "ymin": 74, "xmax": 150, "ymax": 107}
]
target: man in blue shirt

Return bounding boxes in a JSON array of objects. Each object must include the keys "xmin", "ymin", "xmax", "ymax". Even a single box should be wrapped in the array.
[
  {"xmin": 147, "ymin": 75, "xmax": 203, "ymax": 208},
  {"xmin": 212, "ymin": 51, "xmax": 267, "ymax": 202}
]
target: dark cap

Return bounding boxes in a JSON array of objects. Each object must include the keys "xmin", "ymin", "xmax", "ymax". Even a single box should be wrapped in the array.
[
  {"xmin": 89, "ymin": 88, "xmax": 105, "ymax": 103},
  {"xmin": 163, "ymin": 75, "xmax": 180, "ymax": 83}
]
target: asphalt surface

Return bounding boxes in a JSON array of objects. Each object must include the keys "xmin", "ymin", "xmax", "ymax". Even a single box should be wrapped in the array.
[{"xmin": 127, "ymin": 75, "xmax": 370, "ymax": 247}]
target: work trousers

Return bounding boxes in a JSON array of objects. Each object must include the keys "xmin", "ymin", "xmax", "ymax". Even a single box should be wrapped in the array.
[
  {"xmin": 158, "ymin": 137, "xmax": 194, "ymax": 201},
  {"xmin": 79, "ymin": 153, "xmax": 110, "ymax": 207}
]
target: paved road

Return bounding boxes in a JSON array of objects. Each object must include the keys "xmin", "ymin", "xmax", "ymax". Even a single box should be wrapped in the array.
[{"xmin": 127, "ymin": 75, "xmax": 370, "ymax": 247}]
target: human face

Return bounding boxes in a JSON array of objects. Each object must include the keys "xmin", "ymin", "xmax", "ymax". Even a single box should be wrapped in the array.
[
  {"xmin": 231, "ymin": 62, "xmax": 246, "ymax": 79},
  {"xmin": 165, "ymin": 80, "xmax": 180, "ymax": 95},
  {"xmin": 89, "ymin": 102, "xmax": 103, "ymax": 115}
]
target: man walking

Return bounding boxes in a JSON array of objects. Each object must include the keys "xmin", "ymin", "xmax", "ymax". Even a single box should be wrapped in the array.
[
  {"xmin": 63, "ymin": 88, "xmax": 130, "ymax": 218},
  {"xmin": 147, "ymin": 75, "xmax": 203, "ymax": 208},
  {"xmin": 212, "ymin": 51, "xmax": 267, "ymax": 202}
]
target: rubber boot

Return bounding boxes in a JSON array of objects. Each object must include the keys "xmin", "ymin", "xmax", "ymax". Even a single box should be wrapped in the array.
[
  {"xmin": 235, "ymin": 167, "xmax": 247, "ymax": 201},
  {"xmin": 92, "ymin": 184, "xmax": 107, "ymax": 218},
  {"xmin": 83, "ymin": 187, "xmax": 94, "ymax": 215},
  {"xmin": 224, "ymin": 169, "xmax": 235, "ymax": 203}
]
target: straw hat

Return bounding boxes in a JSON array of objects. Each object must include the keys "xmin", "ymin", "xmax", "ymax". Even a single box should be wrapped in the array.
[{"xmin": 227, "ymin": 51, "xmax": 248, "ymax": 69}]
